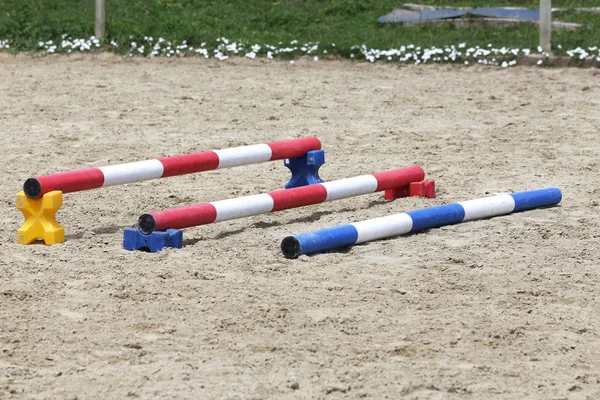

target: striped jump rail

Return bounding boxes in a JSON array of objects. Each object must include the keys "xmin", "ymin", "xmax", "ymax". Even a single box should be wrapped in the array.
[
  {"xmin": 125, "ymin": 165, "xmax": 431, "ymax": 251},
  {"xmin": 23, "ymin": 137, "xmax": 322, "ymax": 199},
  {"xmin": 280, "ymin": 187, "xmax": 562, "ymax": 258}
]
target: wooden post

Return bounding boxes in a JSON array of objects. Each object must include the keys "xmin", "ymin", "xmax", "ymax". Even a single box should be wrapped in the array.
[
  {"xmin": 540, "ymin": 0, "xmax": 552, "ymax": 53},
  {"xmin": 95, "ymin": 0, "xmax": 105, "ymax": 39}
]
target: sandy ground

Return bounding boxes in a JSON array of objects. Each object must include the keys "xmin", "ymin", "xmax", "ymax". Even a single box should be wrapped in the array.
[{"xmin": 0, "ymin": 53, "xmax": 599, "ymax": 399}]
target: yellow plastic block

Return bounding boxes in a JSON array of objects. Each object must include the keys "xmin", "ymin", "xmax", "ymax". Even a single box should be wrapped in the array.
[{"xmin": 16, "ymin": 190, "xmax": 65, "ymax": 245}]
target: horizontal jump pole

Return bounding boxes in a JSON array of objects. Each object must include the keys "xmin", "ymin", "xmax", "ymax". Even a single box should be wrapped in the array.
[
  {"xmin": 24, "ymin": 137, "xmax": 321, "ymax": 199},
  {"xmin": 137, "ymin": 166, "xmax": 426, "ymax": 235},
  {"xmin": 281, "ymin": 187, "xmax": 562, "ymax": 258}
]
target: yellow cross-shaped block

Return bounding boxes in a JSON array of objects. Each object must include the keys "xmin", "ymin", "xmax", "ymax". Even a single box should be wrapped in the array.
[{"xmin": 16, "ymin": 190, "xmax": 65, "ymax": 245}]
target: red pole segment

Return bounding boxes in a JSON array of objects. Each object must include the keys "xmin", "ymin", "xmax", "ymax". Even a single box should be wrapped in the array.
[
  {"xmin": 23, "ymin": 137, "xmax": 322, "ymax": 199},
  {"xmin": 267, "ymin": 137, "xmax": 322, "ymax": 159},
  {"xmin": 26, "ymin": 169, "xmax": 106, "ymax": 198},
  {"xmin": 158, "ymin": 153, "xmax": 220, "ymax": 178},
  {"xmin": 138, "ymin": 166, "xmax": 426, "ymax": 234}
]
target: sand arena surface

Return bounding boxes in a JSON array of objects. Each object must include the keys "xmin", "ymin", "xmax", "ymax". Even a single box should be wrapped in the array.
[{"xmin": 1, "ymin": 54, "xmax": 599, "ymax": 399}]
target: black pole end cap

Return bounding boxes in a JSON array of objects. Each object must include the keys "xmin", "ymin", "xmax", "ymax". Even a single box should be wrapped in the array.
[
  {"xmin": 138, "ymin": 214, "xmax": 157, "ymax": 235},
  {"xmin": 24, "ymin": 178, "xmax": 42, "ymax": 199},
  {"xmin": 281, "ymin": 236, "xmax": 302, "ymax": 259}
]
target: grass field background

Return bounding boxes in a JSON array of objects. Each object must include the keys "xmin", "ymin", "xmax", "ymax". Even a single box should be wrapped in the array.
[{"xmin": 0, "ymin": 0, "xmax": 599, "ymax": 60}]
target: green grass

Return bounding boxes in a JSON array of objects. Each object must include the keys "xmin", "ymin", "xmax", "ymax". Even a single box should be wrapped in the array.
[{"xmin": 0, "ymin": 0, "xmax": 599, "ymax": 57}]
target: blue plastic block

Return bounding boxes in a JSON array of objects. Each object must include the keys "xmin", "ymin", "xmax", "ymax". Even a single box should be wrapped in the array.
[
  {"xmin": 284, "ymin": 149, "xmax": 325, "ymax": 189},
  {"xmin": 123, "ymin": 228, "xmax": 183, "ymax": 252}
]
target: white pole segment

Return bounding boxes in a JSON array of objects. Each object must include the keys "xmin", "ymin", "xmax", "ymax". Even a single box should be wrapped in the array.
[
  {"xmin": 99, "ymin": 160, "xmax": 164, "ymax": 186},
  {"xmin": 214, "ymin": 144, "xmax": 272, "ymax": 168},
  {"xmin": 212, "ymin": 194, "xmax": 275, "ymax": 222},
  {"xmin": 322, "ymin": 175, "xmax": 378, "ymax": 201},
  {"xmin": 353, "ymin": 213, "xmax": 413, "ymax": 244},
  {"xmin": 459, "ymin": 195, "xmax": 515, "ymax": 222}
]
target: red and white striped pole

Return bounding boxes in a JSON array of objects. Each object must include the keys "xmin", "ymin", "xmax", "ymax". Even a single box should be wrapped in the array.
[
  {"xmin": 137, "ymin": 166, "xmax": 426, "ymax": 234},
  {"xmin": 24, "ymin": 137, "xmax": 321, "ymax": 199}
]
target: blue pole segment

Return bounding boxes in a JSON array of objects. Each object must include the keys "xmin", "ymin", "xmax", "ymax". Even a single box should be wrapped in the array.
[
  {"xmin": 510, "ymin": 187, "xmax": 562, "ymax": 213},
  {"xmin": 281, "ymin": 224, "xmax": 358, "ymax": 258},
  {"xmin": 406, "ymin": 203, "xmax": 466, "ymax": 232}
]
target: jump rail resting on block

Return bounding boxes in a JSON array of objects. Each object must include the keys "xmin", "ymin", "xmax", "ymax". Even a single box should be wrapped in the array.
[
  {"xmin": 135, "ymin": 165, "xmax": 428, "ymax": 236},
  {"xmin": 23, "ymin": 136, "xmax": 323, "ymax": 199},
  {"xmin": 281, "ymin": 187, "xmax": 562, "ymax": 258}
]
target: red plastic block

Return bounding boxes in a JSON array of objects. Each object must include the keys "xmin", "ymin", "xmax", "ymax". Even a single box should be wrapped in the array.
[
  {"xmin": 409, "ymin": 180, "xmax": 436, "ymax": 198},
  {"xmin": 384, "ymin": 180, "xmax": 436, "ymax": 200},
  {"xmin": 384, "ymin": 185, "xmax": 410, "ymax": 200}
]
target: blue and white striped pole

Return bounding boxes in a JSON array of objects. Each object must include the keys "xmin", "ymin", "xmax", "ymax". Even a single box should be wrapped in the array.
[{"xmin": 281, "ymin": 187, "xmax": 562, "ymax": 258}]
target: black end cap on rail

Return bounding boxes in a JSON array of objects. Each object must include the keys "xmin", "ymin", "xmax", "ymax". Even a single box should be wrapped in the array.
[
  {"xmin": 23, "ymin": 178, "xmax": 42, "ymax": 199},
  {"xmin": 138, "ymin": 214, "xmax": 157, "ymax": 236},
  {"xmin": 281, "ymin": 236, "xmax": 302, "ymax": 259}
]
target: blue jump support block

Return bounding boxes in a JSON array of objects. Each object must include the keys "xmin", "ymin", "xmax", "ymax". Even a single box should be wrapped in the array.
[
  {"xmin": 281, "ymin": 187, "xmax": 562, "ymax": 258},
  {"xmin": 123, "ymin": 227, "xmax": 183, "ymax": 252},
  {"xmin": 284, "ymin": 150, "xmax": 325, "ymax": 189}
]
